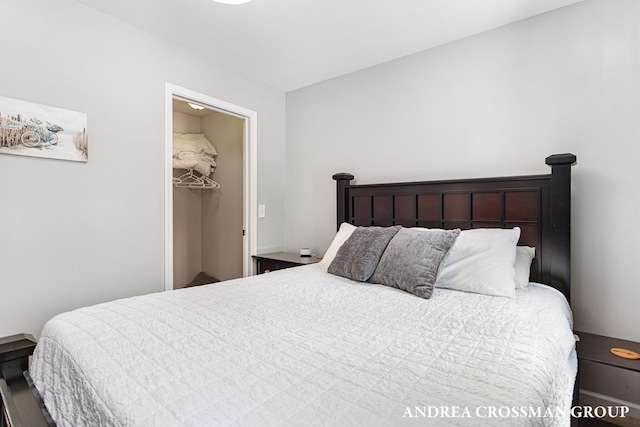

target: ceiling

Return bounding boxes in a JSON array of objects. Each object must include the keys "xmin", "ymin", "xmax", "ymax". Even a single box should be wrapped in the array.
[{"xmin": 78, "ymin": 0, "xmax": 584, "ymax": 92}]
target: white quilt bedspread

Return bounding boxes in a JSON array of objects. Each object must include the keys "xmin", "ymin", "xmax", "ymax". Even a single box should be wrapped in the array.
[{"xmin": 31, "ymin": 265, "xmax": 576, "ymax": 427}]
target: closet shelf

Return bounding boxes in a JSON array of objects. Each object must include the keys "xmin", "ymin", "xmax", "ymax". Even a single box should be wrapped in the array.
[{"xmin": 173, "ymin": 169, "xmax": 220, "ymax": 190}]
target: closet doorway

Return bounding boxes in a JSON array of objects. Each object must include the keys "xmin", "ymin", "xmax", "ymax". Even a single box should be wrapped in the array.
[{"xmin": 164, "ymin": 83, "xmax": 257, "ymax": 291}]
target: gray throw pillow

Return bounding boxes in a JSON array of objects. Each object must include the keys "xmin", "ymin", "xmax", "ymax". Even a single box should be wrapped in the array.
[
  {"xmin": 370, "ymin": 228, "xmax": 461, "ymax": 299},
  {"xmin": 328, "ymin": 226, "xmax": 401, "ymax": 282}
]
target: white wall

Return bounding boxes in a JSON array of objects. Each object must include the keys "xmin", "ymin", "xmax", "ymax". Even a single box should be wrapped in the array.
[
  {"xmin": 0, "ymin": 0, "xmax": 286, "ymax": 338},
  {"xmin": 286, "ymin": 0, "xmax": 640, "ymax": 346}
]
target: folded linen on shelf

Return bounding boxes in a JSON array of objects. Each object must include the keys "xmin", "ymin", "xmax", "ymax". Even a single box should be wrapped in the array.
[
  {"xmin": 172, "ymin": 133, "xmax": 218, "ymax": 177},
  {"xmin": 172, "ymin": 133, "xmax": 217, "ymax": 156},
  {"xmin": 172, "ymin": 152, "xmax": 217, "ymax": 176}
]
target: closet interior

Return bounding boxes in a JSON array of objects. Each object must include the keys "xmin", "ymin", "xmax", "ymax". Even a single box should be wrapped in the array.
[{"xmin": 172, "ymin": 99, "xmax": 244, "ymax": 289}]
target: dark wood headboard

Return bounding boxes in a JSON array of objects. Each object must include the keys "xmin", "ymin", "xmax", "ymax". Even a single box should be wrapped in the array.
[{"xmin": 333, "ymin": 153, "xmax": 576, "ymax": 301}]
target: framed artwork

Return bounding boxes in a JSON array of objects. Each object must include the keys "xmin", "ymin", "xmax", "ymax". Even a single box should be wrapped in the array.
[{"xmin": 0, "ymin": 96, "xmax": 88, "ymax": 162}]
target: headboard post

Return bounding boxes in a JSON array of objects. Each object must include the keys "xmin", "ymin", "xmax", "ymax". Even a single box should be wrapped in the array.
[
  {"xmin": 332, "ymin": 173, "xmax": 354, "ymax": 231},
  {"xmin": 545, "ymin": 153, "xmax": 577, "ymax": 301}
]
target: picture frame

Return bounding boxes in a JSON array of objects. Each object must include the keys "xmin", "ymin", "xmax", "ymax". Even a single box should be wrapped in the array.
[{"xmin": 0, "ymin": 96, "xmax": 88, "ymax": 162}]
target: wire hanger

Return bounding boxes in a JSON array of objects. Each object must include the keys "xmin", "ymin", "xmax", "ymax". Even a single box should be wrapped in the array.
[{"xmin": 173, "ymin": 169, "xmax": 220, "ymax": 189}]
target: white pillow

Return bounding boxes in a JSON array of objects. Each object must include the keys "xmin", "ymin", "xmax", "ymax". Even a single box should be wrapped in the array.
[
  {"xmin": 435, "ymin": 227, "xmax": 520, "ymax": 298},
  {"xmin": 317, "ymin": 222, "xmax": 356, "ymax": 270},
  {"xmin": 514, "ymin": 246, "xmax": 535, "ymax": 289}
]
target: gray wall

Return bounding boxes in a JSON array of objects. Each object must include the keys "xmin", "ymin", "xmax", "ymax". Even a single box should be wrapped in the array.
[
  {"xmin": 286, "ymin": 0, "xmax": 640, "ymax": 344},
  {"xmin": 0, "ymin": 0, "xmax": 286, "ymax": 338}
]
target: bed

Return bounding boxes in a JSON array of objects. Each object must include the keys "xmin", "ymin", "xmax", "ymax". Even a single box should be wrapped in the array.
[{"xmin": 0, "ymin": 153, "xmax": 577, "ymax": 427}]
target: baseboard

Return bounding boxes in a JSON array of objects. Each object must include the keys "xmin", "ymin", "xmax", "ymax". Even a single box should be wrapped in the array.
[{"xmin": 580, "ymin": 389, "xmax": 640, "ymax": 421}]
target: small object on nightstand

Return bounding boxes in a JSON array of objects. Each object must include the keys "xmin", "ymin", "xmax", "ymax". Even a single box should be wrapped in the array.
[
  {"xmin": 610, "ymin": 348, "xmax": 640, "ymax": 360},
  {"xmin": 299, "ymin": 248, "xmax": 312, "ymax": 257}
]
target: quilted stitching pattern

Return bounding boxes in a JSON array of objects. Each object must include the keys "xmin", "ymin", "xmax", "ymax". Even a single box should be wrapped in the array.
[{"xmin": 31, "ymin": 266, "xmax": 576, "ymax": 426}]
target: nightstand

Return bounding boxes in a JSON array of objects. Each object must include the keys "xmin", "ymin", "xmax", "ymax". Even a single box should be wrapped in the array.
[
  {"xmin": 253, "ymin": 252, "xmax": 320, "ymax": 274},
  {"xmin": 0, "ymin": 334, "xmax": 46, "ymax": 427},
  {"xmin": 574, "ymin": 331, "xmax": 640, "ymax": 374},
  {"xmin": 573, "ymin": 331, "xmax": 640, "ymax": 426}
]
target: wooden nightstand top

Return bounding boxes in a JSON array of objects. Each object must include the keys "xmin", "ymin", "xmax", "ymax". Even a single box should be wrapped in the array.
[
  {"xmin": 574, "ymin": 330, "xmax": 640, "ymax": 373},
  {"xmin": 253, "ymin": 252, "xmax": 321, "ymax": 265},
  {"xmin": 0, "ymin": 333, "xmax": 37, "ymax": 364}
]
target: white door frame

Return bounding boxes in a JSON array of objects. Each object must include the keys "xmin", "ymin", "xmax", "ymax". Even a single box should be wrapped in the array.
[{"xmin": 164, "ymin": 83, "xmax": 257, "ymax": 291}]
